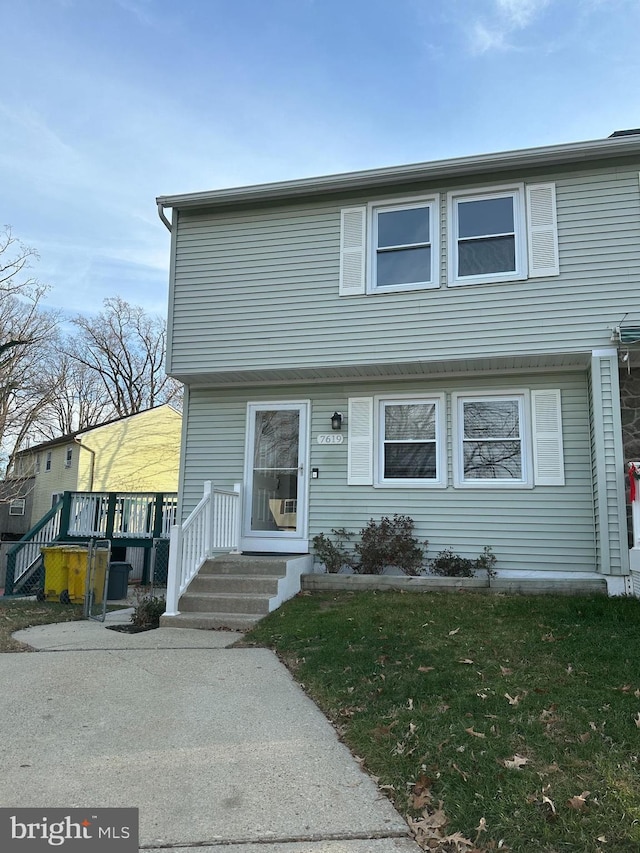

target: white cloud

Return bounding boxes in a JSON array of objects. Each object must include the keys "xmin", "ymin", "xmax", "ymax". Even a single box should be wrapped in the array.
[
  {"xmin": 469, "ymin": 0, "xmax": 552, "ymax": 54},
  {"xmin": 496, "ymin": 0, "xmax": 551, "ymax": 28}
]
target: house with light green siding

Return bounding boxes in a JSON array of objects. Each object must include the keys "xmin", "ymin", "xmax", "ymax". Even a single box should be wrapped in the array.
[{"xmin": 157, "ymin": 130, "xmax": 640, "ymax": 625}]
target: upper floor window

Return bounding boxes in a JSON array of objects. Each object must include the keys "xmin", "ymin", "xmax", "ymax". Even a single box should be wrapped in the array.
[
  {"xmin": 9, "ymin": 499, "xmax": 25, "ymax": 516},
  {"xmin": 448, "ymin": 187, "xmax": 527, "ymax": 286},
  {"xmin": 65, "ymin": 447, "xmax": 73, "ymax": 468},
  {"xmin": 339, "ymin": 182, "xmax": 558, "ymax": 297},
  {"xmin": 45, "ymin": 451, "xmax": 52, "ymax": 472},
  {"xmin": 370, "ymin": 198, "xmax": 438, "ymax": 292},
  {"xmin": 35, "ymin": 454, "xmax": 41, "ymax": 473}
]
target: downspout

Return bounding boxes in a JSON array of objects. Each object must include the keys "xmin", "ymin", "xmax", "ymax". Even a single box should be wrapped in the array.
[
  {"xmin": 75, "ymin": 437, "xmax": 95, "ymax": 491},
  {"xmin": 157, "ymin": 202, "xmax": 172, "ymax": 233}
]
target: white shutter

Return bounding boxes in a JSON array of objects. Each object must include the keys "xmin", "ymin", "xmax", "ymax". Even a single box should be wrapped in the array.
[
  {"xmin": 526, "ymin": 183, "xmax": 559, "ymax": 277},
  {"xmin": 532, "ymin": 389, "xmax": 565, "ymax": 486},
  {"xmin": 339, "ymin": 207, "xmax": 366, "ymax": 296},
  {"xmin": 347, "ymin": 397, "xmax": 373, "ymax": 485}
]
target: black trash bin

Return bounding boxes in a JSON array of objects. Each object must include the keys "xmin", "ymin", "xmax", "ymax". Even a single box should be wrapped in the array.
[{"xmin": 107, "ymin": 562, "xmax": 132, "ymax": 600}]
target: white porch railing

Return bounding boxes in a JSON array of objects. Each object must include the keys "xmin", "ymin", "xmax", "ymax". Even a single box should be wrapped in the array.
[
  {"xmin": 11, "ymin": 502, "xmax": 62, "ymax": 585},
  {"xmin": 165, "ymin": 481, "xmax": 242, "ymax": 616}
]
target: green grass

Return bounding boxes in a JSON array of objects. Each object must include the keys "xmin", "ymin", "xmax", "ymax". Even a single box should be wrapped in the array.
[
  {"xmin": 243, "ymin": 591, "xmax": 640, "ymax": 853},
  {"xmin": 0, "ymin": 598, "xmax": 85, "ymax": 651}
]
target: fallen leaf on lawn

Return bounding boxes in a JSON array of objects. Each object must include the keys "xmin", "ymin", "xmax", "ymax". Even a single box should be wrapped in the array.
[
  {"xmin": 500, "ymin": 665, "xmax": 513, "ymax": 676},
  {"xmin": 635, "ymin": 712, "xmax": 640, "ymax": 728},
  {"xmin": 579, "ymin": 732, "xmax": 591, "ymax": 743},
  {"xmin": 597, "ymin": 835, "xmax": 607, "ymax": 843},
  {"xmin": 476, "ymin": 816, "xmax": 487, "ymax": 834},
  {"xmin": 477, "ymin": 692, "xmax": 488, "ymax": 700},
  {"xmin": 407, "ymin": 698, "xmax": 414, "ymax": 710},
  {"xmin": 465, "ymin": 726, "xmax": 486, "ymax": 738},
  {"xmin": 567, "ymin": 791, "xmax": 590, "ymax": 810},
  {"xmin": 411, "ymin": 789, "xmax": 432, "ymax": 810},
  {"xmin": 418, "ymin": 665, "xmax": 435, "ymax": 673},
  {"xmin": 539, "ymin": 704, "xmax": 558, "ymax": 722},
  {"xmin": 503, "ymin": 754, "xmax": 528, "ymax": 770},
  {"xmin": 458, "ymin": 658, "xmax": 474, "ymax": 665},
  {"xmin": 452, "ymin": 762, "xmax": 469, "ymax": 781},
  {"xmin": 449, "ymin": 627, "xmax": 461, "ymax": 636},
  {"xmin": 566, "ymin": 663, "xmax": 573, "ymax": 674},
  {"xmin": 635, "ymin": 689, "xmax": 640, "ymax": 699},
  {"xmin": 542, "ymin": 793, "xmax": 557, "ymax": 816},
  {"xmin": 504, "ymin": 692, "xmax": 521, "ymax": 706},
  {"xmin": 437, "ymin": 704, "xmax": 451, "ymax": 713},
  {"xmin": 619, "ymin": 684, "xmax": 632, "ymax": 693},
  {"xmin": 408, "ymin": 721, "xmax": 418, "ymax": 736},
  {"xmin": 541, "ymin": 632, "xmax": 557, "ymax": 642}
]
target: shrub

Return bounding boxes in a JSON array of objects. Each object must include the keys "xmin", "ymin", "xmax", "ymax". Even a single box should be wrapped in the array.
[
  {"xmin": 131, "ymin": 593, "xmax": 166, "ymax": 628},
  {"xmin": 429, "ymin": 545, "xmax": 497, "ymax": 579},
  {"xmin": 312, "ymin": 528, "xmax": 355, "ymax": 573},
  {"xmin": 355, "ymin": 514, "xmax": 427, "ymax": 576}
]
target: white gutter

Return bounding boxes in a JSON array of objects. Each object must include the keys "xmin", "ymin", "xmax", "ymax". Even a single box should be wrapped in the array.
[
  {"xmin": 157, "ymin": 202, "xmax": 172, "ymax": 232},
  {"xmin": 156, "ymin": 134, "xmax": 640, "ymax": 212}
]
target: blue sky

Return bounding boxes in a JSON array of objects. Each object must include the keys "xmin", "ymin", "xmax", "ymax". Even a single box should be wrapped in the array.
[{"xmin": 1, "ymin": 0, "xmax": 638, "ymax": 317}]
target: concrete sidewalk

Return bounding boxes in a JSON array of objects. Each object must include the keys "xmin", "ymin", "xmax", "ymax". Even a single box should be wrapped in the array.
[{"xmin": 1, "ymin": 612, "xmax": 420, "ymax": 852}]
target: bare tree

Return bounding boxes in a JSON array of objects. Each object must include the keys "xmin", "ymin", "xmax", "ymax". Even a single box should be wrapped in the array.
[
  {"xmin": 0, "ymin": 227, "xmax": 59, "ymax": 483},
  {"xmin": 34, "ymin": 350, "xmax": 117, "ymax": 439},
  {"xmin": 65, "ymin": 296, "xmax": 182, "ymax": 417}
]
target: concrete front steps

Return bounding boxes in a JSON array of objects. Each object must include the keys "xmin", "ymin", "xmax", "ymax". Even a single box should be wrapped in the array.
[{"xmin": 160, "ymin": 553, "xmax": 312, "ymax": 631}]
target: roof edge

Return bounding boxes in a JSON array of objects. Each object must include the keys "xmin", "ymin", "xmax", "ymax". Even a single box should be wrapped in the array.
[{"xmin": 157, "ymin": 135, "xmax": 640, "ymax": 210}]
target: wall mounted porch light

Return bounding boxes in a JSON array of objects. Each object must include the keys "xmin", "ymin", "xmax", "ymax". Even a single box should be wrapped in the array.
[{"xmin": 331, "ymin": 412, "xmax": 343, "ymax": 430}]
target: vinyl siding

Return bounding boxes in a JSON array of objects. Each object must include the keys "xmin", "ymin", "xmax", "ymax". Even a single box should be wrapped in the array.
[
  {"xmin": 168, "ymin": 162, "xmax": 640, "ymax": 378},
  {"xmin": 590, "ymin": 353, "xmax": 629, "ymax": 575},
  {"xmin": 182, "ymin": 371, "xmax": 596, "ymax": 574}
]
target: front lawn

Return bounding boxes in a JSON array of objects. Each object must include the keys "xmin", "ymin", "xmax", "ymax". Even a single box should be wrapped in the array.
[
  {"xmin": 243, "ymin": 591, "xmax": 640, "ymax": 853},
  {"xmin": 0, "ymin": 598, "xmax": 84, "ymax": 652}
]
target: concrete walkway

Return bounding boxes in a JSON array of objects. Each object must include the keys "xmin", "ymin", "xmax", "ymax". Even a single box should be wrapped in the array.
[{"xmin": 1, "ymin": 611, "xmax": 420, "ymax": 852}]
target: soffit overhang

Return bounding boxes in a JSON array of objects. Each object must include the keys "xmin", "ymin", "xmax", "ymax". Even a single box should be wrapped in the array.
[{"xmin": 170, "ymin": 352, "xmax": 592, "ymax": 390}]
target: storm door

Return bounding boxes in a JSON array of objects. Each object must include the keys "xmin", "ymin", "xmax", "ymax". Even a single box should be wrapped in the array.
[{"xmin": 241, "ymin": 402, "xmax": 309, "ymax": 553}]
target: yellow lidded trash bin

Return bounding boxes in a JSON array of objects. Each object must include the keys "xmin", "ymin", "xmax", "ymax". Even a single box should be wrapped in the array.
[
  {"xmin": 41, "ymin": 545, "xmax": 89, "ymax": 603},
  {"xmin": 87, "ymin": 548, "xmax": 109, "ymax": 605},
  {"xmin": 41, "ymin": 546, "xmax": 71, "ymax": 602}
]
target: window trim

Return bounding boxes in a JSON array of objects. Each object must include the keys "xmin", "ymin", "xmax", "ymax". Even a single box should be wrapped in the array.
[
  {"xmin": 374, "ymin": 393, "xmax": 446, "ymax": 488},
  {"xmin": 9, "ymin": 499, "xmax": 26, "ymax": 516},
  {"xmin": 65, "ymin": 446, "xmax": 73, "ymax": 468},
  {"xmin": 447, "ymin": 184, "xmax": 527, "ymax": 287},
  {"xmin": 45, "ymin": 451, "xmax": 52, "ymax": 472},
  {"xmin": 368, "ymin": 195, "xmax": 440, "ymax": 294},
  {"xmin": 452, "ymin": 390, "xmax": 532, "ymax": 488}
]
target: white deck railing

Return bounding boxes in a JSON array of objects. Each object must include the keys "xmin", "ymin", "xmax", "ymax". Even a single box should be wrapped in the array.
[
  {"xmin": 12, "ymin": 504, "xmax": 62, "ymax": 584},
  {"xmin": 165, "ymin": 481, "xmax": 242, "ymax": 616},
  {"xmin": 67, "ymin": 492, "xmax": 177, "ymax": 538}
]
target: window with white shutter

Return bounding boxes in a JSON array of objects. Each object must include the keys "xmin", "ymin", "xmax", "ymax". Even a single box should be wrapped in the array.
[{"xmin": 526, "ymin": 183, "xmax": 559, "ymax": 277}]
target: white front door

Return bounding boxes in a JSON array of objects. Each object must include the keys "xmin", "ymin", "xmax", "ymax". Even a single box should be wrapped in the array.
[{"xmin": 241, "ymin": 402, "xmax": 309, "ymax": 553}]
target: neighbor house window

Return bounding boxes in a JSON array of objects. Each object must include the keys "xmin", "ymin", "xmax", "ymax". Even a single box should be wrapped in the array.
[
  {"xmin": 370, "ymin": 198, "xmax": 438, "ymax": 292},
  {"xmin": 448, "ymin": 186, "xmax": 526, "ymax": 286},
  {"xmin": 35, "ymin": 454, "xmax": 41, "ymax": 473},
  {"xmin": 376, "ymin": 396, "xmax": 445, "ymax": 486},
  {"xmin": 65, "ymin": 447, "xmax": 73, "ymax": 467},
  {"xmin": 9, "ymin": 499, "xmax": 25, "ymax": 516},
  {"xmin": 45, "ymin": 451, "xmax": 52, "ymax": 471},
  {"xmin": 454, "ymin": 393, "xmax": 529, "ymax": 487}
]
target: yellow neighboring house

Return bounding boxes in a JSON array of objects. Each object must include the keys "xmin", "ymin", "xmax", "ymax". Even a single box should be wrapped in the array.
[{"xmin": 13, "ymin": 405, "xmax": 182, "ymax": 529}]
